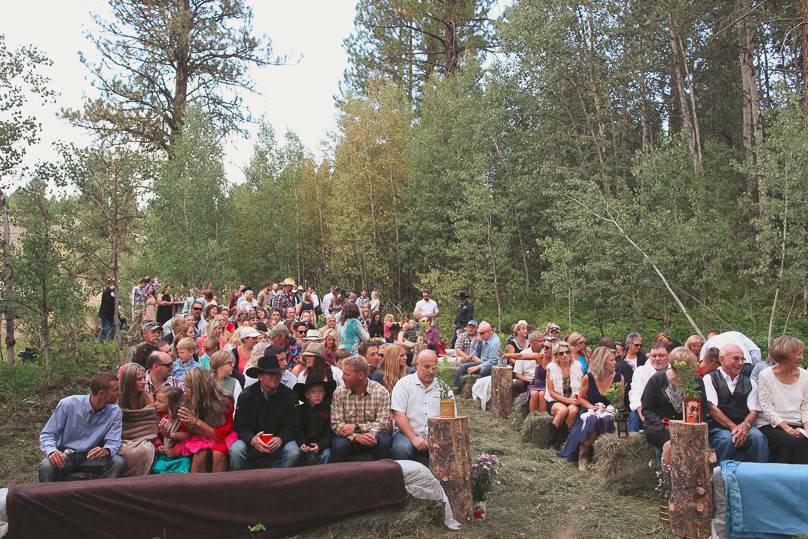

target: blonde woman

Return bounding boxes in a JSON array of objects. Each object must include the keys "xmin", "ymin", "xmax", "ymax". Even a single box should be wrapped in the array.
[
  {"xmin": 370, "ymin": 344, "xmax": 413, "ymax": 392},
  {"xmin": 685, "ymin": 335, "xmax": 703, "ymax": 357},
  {"xmin": 559, "ymin": 346, "xmax": 623, "ymax": 469},
  {"xmin": 369, "ymin": 290, "xmax": 380, "ymax": 313},
  {"xmin": 545, "ymin": 341, "xmax": 583, "ymax": 450},
  {"xmin": 566, "ymin": 332, "xmax": 590, "ymax": 374}
]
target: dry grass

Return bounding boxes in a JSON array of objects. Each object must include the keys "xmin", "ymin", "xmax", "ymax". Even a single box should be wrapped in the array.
[
  {"xmin": 592, "ymin": 433, "xmax": 659, "ymax": 498},
  {"xmin": 2, "ymin": 381, "xmax": 673, "ymax": 538}
]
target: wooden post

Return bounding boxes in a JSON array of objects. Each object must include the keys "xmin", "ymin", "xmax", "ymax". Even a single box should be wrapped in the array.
[
  {"xmin": 669, "ymin": 420, "xmax": 715, "ymax": 539},
  {"xmin": 428, "ymin": 416, "xmax": 474, "ymax": 522},
  {"xmin": 491, "ymin": 366, "xmax": 513, "ymax": 419}
]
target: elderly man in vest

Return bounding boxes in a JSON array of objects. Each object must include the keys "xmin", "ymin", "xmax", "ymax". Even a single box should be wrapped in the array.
[{"xmin": 703, "ymin": 344, "xmax": 769, "ymax": 463}]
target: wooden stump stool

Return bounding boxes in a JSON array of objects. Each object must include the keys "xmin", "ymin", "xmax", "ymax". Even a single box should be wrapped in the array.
[
  {"xmin": 491, "ymin": 366, "xmax": 513, "ymax": 418},
  {"xmin": 460, "ymin": 374, "xmax": 480, "ymax": 399},
  {"xmin": 669, "ymin": 421, "xmax": 715, "ymax": 538},
  {"xmin": 428, "ymin": 416, "xmax": 474, "ymax": 522}
]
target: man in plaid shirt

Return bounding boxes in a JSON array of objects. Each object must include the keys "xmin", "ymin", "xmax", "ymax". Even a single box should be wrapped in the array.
[
  {"xmin": 144, "ymin": 351, "xmax": 182, "ymax": 393},
  {"xmin": 454, "ymin": 320, "xmax": 479, "ymax": 362},
  {"xmin": 329, "ymin": 356, "xmax": 392, "ymax": 462}
]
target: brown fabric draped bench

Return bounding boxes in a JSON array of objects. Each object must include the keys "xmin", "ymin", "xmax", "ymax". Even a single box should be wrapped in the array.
[{"xmin": 7, "ymin": 459, "xmax": 406, "ymax": 538}]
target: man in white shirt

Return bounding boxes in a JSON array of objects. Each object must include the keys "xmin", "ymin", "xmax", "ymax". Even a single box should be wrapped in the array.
[
  {"xmin": 504, "ymin": 331, "xmax": 543, "ymax": 396},
  {"xmin": 700, "ymin": 331, "xmax": 761, "ymax": 372},
  {"xmin": 628, "ymin": 342, "xmax": 670, "ymax": 432},
  {"xmin": 321, "ymin": 285, "xmax": 336, "ymax": 316},
  {"xmin": 390, "ymin": 350, "xmax": 454, "ymax": 464},
  {"xmin": 414, "ymin": 289, "xmax": 439, "ymax": 320},
  {"xmin": 702, "ymin": 344, "xmax": 768, "ymax": 463}
]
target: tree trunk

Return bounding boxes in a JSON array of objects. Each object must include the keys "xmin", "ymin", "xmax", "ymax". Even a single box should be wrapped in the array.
[
  {"xmin": 738, "ymin": 0, "xmax": 766, "ymax": 205},
  {"xmin": 669, "ymin": 16, "xmax": 704, "ymax": 175},
  {"xmin": 171, "ymin": 0, "xmax": 191, "ymax": 145},
  {"xmin": 428, "ymin": 415, "xmax": 474, "ymax": 522},
  {"xmin": 0, "ymin": 188, "xmax": 15, "ymax": 367},
  {"xmin": 485, "ymin": 216, "xmax": 502, "ymax": 330},
  {"xmin": 491, "ymin": 366, "xmax": 513, "ymax": 419},
  {"xmin": 669, "ymin": 421, "xmax": 715, "ymax": 539},
  {"xmin": 804, "ymin": 0, "xmax": 808, "ymax": 119}
]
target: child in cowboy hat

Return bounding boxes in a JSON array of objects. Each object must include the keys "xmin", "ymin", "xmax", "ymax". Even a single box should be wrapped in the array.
[{"xmin": 291, "ymin": 375, "xmax": 336, "ymax": 465}]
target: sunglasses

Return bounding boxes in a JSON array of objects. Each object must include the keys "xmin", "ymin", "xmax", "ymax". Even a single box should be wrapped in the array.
[
  {"xmin": 192, "ymin": 307, "xmax": 202, "ymax": 311},
  {"xmin": 157, "ymin": 362, "xmax": 173, "ymax": 368}
]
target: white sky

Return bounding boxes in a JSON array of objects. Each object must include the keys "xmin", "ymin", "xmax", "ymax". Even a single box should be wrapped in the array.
[{"xmin": 2, "ymin": 0, "xmax": 357, "ymax": 184}]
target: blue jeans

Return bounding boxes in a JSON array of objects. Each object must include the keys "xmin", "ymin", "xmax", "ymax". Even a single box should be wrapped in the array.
[
  {"xmin": 453, "ymin": 361, "xmax": 493, "ymax": 388},
  {"xmin": 628, "ymin": 410, "xmax": 644, "ymax": 433},
  {"xmin": 228, "ymin": 439, "xmax": 301, "ymax": 470},
  {"xmin": 709, "ymin": 426, "xmax": 769, "ymax": 464},
  {"xmin": 98, "ymin": 317, "xmax": 115, "ymax": 340},
  {"xmin": 390, "ymin": 432, "xmax": 429, "ymax": 465},
  {"xmin": 329, "ymin": 432, "xmax": 392, "ymax": 463}
]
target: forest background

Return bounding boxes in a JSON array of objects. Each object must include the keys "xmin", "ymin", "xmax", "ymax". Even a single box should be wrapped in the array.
[{"xmin": 1, "ymin": 0, "xmax": 807, "ymax": 382}]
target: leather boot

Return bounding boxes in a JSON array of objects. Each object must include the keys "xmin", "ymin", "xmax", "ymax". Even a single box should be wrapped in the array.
[
  {"xmin": 554, "ymin": 424, "xmax": 568, "ymax": 451},
  {"xmin": 548, "ymin": 424, "xmax": 558, "ymax": 449}
]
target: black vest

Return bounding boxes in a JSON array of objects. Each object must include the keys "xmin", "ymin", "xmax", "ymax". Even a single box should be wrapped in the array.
[{"xmin": 707, "ymin": 370, "xmax": 752, "ymax": 429}]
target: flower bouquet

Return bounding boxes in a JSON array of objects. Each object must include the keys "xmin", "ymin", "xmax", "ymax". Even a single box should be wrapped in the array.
[
  {"xmin": 603, "ymin": 382, "xmax": 628, "ymax": 437},
  {"xmin": 471, "ymin": 453, "xmax": 503, "ymax": 519}
]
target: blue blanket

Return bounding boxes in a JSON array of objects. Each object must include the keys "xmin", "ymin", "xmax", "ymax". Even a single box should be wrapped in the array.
[{"xmin": 722, "ymin": 460, "xmax": 808, "ymax": 538}]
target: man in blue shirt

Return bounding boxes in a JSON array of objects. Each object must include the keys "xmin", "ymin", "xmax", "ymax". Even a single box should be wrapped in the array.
[
  {"xmin": 453, "ymin": 321, "xmax": 501, "ymax": 388},
  {"xmin": 38, "ymin": 372, "xmax": 125, "ymax": 482}
]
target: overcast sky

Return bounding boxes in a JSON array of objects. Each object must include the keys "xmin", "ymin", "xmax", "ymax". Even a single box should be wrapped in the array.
[{"xmin": 3, "ymin": 0, "xmax": 357, "ymax": 184}]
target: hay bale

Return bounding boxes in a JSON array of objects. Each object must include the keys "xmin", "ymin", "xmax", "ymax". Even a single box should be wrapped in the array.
[
  {"xmin": 519, "ymin": 412, "xmax": 554, "ymax": 448},
  {"xmin": 460, "ymin": 374, "xmax": 480, "ymax": 399},
  {"xmin": 511, "ymin": 393, "xmax": 529, "ymax": 430},
  {"xmin": 474, "ymin": 397, "xmax": 483, "ymax": 410},
  {"xmin": 592, "ymin": 433, "xmax": 658, "ymax": 497}
]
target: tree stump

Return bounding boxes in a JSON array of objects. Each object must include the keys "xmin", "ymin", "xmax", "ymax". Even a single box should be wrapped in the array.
[
  {"xmin": 491, "ymin": 366, "xmax": 513, "ymax": 418},
  {"xmin": 460, "ymin": 374, "xmax": 480, "ymax": 399},
  {"xmin": 428, "ymin": 416, "xmax": 474, "ymax": 522},
  {"xmin": 669, "ymin": 420, "xmax": 715, "ymax": 539}
]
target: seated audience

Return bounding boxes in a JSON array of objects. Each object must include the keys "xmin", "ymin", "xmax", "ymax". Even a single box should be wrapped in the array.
[
  {"xmin": 358, "ymin": 340, "xmax": 381, "ymax": 377},
  {"xmin": 171, "ymin": 337, "xmax": 203, "ymax": 380},
  {"xmin": 229, "ymin": 353, "xmax": 301, "ymax": 470},
  {"xmin": 210, "ymin": 349, "xmax": 242, "ymax": 405},
  {"xmin": 503, "ymin": 330, "xmax": 542, "ymax": 397},
  {"xmin": 685, "ymin": 334, "xmax": 703, "ymax": 358},
  {"xmin": 420, "ymin": 316, "xmax": 442, "ymax": 353},
  {"xmin": 698, "ymin": 347, "xmax": 720, "ymax": 377},
  {"xmin": 641, "ymin": 347, "xmax": 699, "ymax": 465},
  {"xmin": 127, "ymin": 322, "xmax": 163, "ymax": 366},
  {"xmin": 616, "ymin": 333, "xmax": 645, "ymax": 411},
  {"xmin": 454, "ymin": 321, "xmax": 500, "ymax": 387},
  {"xmin": 505, "ymin": 320, "xmax": 530, "ymax": 362},
  {"xmin": 292, "ymin": 376, "xmax": 336, "ymax": 465},
  {"xmin": 545, "ymin": 340, "xmax": 583, "ymax": 450},
  {"xmin": 521, "ymin": 334, "xmax": 553, "ymax": 413},
  {"xmin": 297, "ymin": 342, "xmax": 344, "ymax": 387},
  {"xmin": 391, "ymin": 350, "xmax": 453, "ymax": 464},
  {"xmin": 323, "ymin": 328, "xmax": 339, "ymax": 365},
  {"xmin": 371, "ymin": 343, "xmax": 413, "ymax": 392},
  {"xmin": 628, "ymin": 342, "xmax": 670, "ymax": 432},
  {"xmin": 566, "ymin": 332, "xmax": 590, "ymax": 374},
  {"xmin": 38, "ymin": 372, "xmax": 125, "ymax": 482},
  {"xmin": 454, "ymin": 320, "xmax": 479, "ymax": 363},
  {"xmin": 145, "ymin": 351, "xmax": 181, "ymax": 394},
  {"xmin": 117, "ymin": 363, "xmax": 159, "ymax": 477},
  {"xmin": 756, "ymin": 336, "xmax": 808, "ymax": 464},
  {"xmin": 703, "ymin": 344, "xmax": 768, "ymax": 463},
  {"xmin": 150, "ymin": 386, "xmax": 192, "ymax": 474},
  {"xmin": 329, "ymin": 356, "xmax": 392, "ymax": 462},
  {"xmin": 700, "ymin": 330, "xmax": 762, "ymax": 376},
  {"xmin": 560, "ymin": 346, "xmax": 623, "ymax": 469},
  {"xmin": 176, "ymin": 368, "xmax": 237, "ymax": 473}
]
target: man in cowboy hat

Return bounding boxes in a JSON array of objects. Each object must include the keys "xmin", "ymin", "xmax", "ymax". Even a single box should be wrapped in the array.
[
  {"xmin": 292, "ymin": 374, "xmax": 336, "ymax": 465},
  {"xmin": 229, "ymin": 349, "xmax": 301, "ymax": 470},
  {"xmin": 272, "ymin": 278, "xmax": 296, "ymax": 313}
]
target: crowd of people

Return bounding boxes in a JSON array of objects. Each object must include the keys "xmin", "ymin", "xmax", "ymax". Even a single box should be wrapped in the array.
[{"xmin": 40, "ymin": 278, "xmax": 806, "ymax": 483}]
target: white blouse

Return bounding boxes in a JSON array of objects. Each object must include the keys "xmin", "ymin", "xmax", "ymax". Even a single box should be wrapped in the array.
[{"xmin": 756, "ymin": 367, "xmax": 808, "ymax": 428}]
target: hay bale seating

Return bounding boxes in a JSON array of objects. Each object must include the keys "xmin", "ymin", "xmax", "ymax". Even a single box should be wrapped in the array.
[
  {"xmin": 511, "ymin": 393, "xmax": 529, "ymax": 430},
  {"xmin": 592, "ymin": 433, "xmax": 658, "ymax": 497},
  {"xmin": 519, "ymin": 412, "xmax": 555, "ymax": 448},
  {"xmin": 460, "ymin": 374, "xmax": 480, "ymax": 399}
]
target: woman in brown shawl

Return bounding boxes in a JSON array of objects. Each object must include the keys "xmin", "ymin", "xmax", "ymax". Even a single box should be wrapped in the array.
[{"xmin": 117, "ymin": 363, "xmax": 159, "ymax": 476}]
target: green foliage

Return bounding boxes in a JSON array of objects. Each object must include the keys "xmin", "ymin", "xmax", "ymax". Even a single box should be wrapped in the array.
[
  {"xmin": 603, "ymin": 383, "xmax": 626, "ymax": 421},
  {"xmin": 140, "ymin": 110, "xmax": 232, "ymax": 286}
]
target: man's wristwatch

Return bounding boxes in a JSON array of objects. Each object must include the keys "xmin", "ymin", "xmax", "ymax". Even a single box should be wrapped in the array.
[{"xmin": 354, "ymin": 424, "xmax": 362, "ymax": 434}]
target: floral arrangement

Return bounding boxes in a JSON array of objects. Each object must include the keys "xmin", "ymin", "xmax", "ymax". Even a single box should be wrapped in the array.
[
  {"xmin": 603, "ymin": 382, "xmax": 626, "ymax": 421},
  {"xmin": 471, "ymin": 452, "xmax": 503, "ymax": 503},
  {"xmin": 436, "ymin": 358, "xmax": 455, "ymax": 400},
  {"xmin": 671, "ymin": 360, "xmax": 701, "ymax": 398}
]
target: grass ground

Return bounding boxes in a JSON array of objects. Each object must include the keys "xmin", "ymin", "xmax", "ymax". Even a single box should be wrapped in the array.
[{"xmin": 1, "ymin": 367, "xmax": 673, "ymax": 538}]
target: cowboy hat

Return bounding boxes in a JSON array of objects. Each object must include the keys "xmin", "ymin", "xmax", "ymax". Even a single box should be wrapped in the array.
[
  {"xmin": 245, "ymin": 353, "xmax": 283, "ymax": 377},
  {"xmin": 303, "ymin": 329, "xmax": 324, "ymax": 342},
  {"xmin": 293, "ymin": 374, "xmax": 336, "ymax": 403},
  {"xmin": 301, "ymin": 342, "xmax": 327, "ymax": 361},
  {"xmin": 281, "ymin": 278, "xmax": 296, "ymax": 287}
]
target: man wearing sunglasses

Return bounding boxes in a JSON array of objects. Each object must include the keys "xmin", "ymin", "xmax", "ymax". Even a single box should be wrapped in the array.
[
  {"xmin": 144, "ymin": 351, "xmax": 181, "ymax": 394},
  {"xmin": 453, "ymin": 321, "xmax": 501, "ymax": 389}
]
